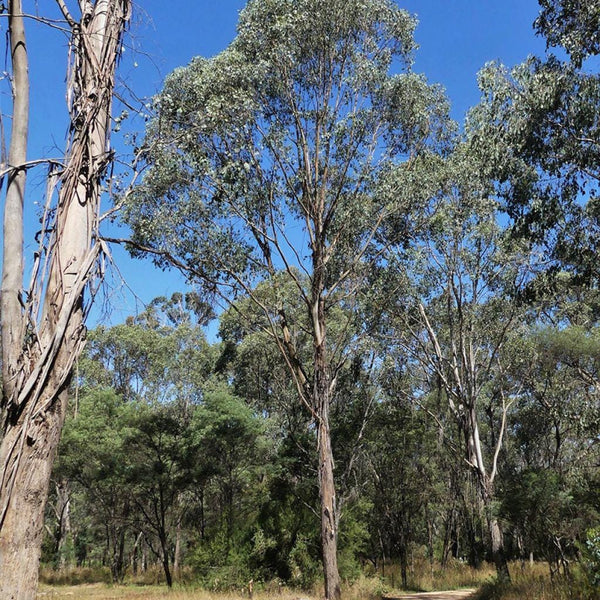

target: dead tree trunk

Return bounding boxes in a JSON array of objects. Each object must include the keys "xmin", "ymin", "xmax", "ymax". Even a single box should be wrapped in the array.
[{"xmin": 0, "ymin": 2, "xmax": 130, "ymax": 598}]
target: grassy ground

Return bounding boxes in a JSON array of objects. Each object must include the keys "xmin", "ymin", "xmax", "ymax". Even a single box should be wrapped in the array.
[
  {"xmin": 37, "ymin": 585, "xmax": 316, "ymax": 600},
  {"xmin": 472, "ymin": 562, "xmax": 600, "ymax": 600},
  {"xmin": 37, "ymin": 560, "xmax": 492, "ymax": 600},
  {"xmin": 38, "ymin": 561, "xmax": 597, "ymax": 600},
  {"xmin": 373, "ymin": 559, "xmax": 494, "ymax": 592},
  {"xmin": 36, "ymin": 571, "xmax": 484, "ymax": 600}
]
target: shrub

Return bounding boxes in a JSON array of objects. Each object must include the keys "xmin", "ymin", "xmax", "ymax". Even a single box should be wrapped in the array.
[{"xmin": 583, "ymin": 526, "xmax": 600, "ymax": 586}]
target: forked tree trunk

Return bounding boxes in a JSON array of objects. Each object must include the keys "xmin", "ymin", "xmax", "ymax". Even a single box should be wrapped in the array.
[
  {"xmin": 0, "ymin": 2, "xmax": 130, "ymax": 598},
  {"xmin": 464, "ymin": 408, "xmax": 511, "ymax": 582}
]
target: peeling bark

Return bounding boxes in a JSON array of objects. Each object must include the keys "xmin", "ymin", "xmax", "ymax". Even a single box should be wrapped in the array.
[{"xmin": 0, "ymin": 2, "xmax": 130, "ymax": 598}]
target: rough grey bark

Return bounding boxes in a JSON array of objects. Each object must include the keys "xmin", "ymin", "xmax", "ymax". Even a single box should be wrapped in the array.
[
  {"xmin": 315, "ymin": 351, "xmax": 341, "ymax": 600},
  {"xmin": 0, "ymin": 2, "xmax": 130, "ymax": 598},
  {"xmin": 312, "ymin": 251, "xmax": 342, "ymax": 600}
]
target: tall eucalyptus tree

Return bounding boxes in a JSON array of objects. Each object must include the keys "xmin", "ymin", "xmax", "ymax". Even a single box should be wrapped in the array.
[
  {"xmin": 124, "ymin": 1, "xmax": 450, "ymax": 596},
  {"xmin": 457, "ymin": 1, "xmax": 600, "ymax": 579},
  {"xmin": 0, "ymin": 2, "xmax": 130, "ymax": 598},
  {"xmin": 375, "ymin": 147, "xmax": 533, "ymax": 581}
]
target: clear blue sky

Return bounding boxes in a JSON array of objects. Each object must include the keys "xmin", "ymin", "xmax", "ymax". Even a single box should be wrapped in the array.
[{"xmin": 10, "ymin": 0, "xmax": 548, "ymax": 327}]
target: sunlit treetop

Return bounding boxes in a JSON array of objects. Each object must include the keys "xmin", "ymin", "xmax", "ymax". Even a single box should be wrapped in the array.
[
  {"xmin": 535, "ymin": 0, "xmax": 600, "ymax": 66},
  {"xmin": 127, "ymin": 0, "xmax": 452, "ymax": 299}
]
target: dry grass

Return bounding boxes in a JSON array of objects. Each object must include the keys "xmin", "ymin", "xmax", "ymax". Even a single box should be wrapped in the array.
[
  {"xmin": 472, "ymin": 562, "xmax": 599, "ymax": 600},
  {"xmin": 365, "ymin": 558, "xmax": 494, "ymax": 594},
  {"xmin": 37, "ymin": 584, "xmax": 319, "ymax": 600},
  {"xmin": 43, "ymin": 561, "xmax": 588, "ymax": 600},
  {"xmin": 36, "ymin": 560, "xmax": 493, "ymax": 600}
]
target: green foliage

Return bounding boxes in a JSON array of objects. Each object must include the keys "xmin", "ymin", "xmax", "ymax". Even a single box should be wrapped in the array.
[
  {"xmin": 583, "ymin": 527, "xmax": 600, "ymax": 586},
  {"xmin": 190, "ymin": 530, "xmax": 253, "ymax": 590},
  {"xmin": 535, "ymin": 0, "xmax": 600, "ymax": 66},
  {"xmin": 125, "ymin": 0, "xmax": 452, "ymax": 326},
  {"xmin": 337, "ymin": 498, "xmax": 372, "ymax": 582},
  {"xmin": 467, "ymin": 47, "xmax": 600, "ymax": 292},
  {"xmin": 288, "ymin": 535, "xmax": 321, "ymax": 589}
]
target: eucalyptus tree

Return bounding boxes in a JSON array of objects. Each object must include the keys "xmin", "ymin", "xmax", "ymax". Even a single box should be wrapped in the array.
[
  {"xmin": 376, "ymin": 147, "xmax": 533, "ymax": 581},
  {"xmin": 464, "ymin": 0, "xmax": 600, "ymax": 486},
  {"xmin": 468, "ymin": 56, "xmax": 600, "ymax": 262},
  {"xmin": 0, "ymin": 2, "xmax": 130, "ymax": 598},
  {"xmin": 502, "ymin": 322, "xmax": 600, "ymax": 572},
  {"xmin": 64, "ymin": 298, "xmax": 214, "ymax": 583},
  {"xmin": 82, "ymin": 294, "xmax": 214, "ymax": 405},
  {"xmin": 363, "ymin": 391, "xmax": 441, "ymax": 588},
  {"xmin": 124, "ymin": 1, "xmax": 449, "ymax": 596}
]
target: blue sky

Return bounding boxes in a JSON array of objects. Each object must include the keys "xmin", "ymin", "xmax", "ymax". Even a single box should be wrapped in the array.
[
  {"xmin": 126, "ymin": 0, "xmax": 546, "ymax": 119},
  {"xmin": 8, "ymin": 0, "xmax": 548, "ymax": 327}
]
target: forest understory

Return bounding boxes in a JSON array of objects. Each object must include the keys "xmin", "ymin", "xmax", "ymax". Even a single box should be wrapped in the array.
[{"xmin": 37, "ymin": 560, "xmax": 599, "ymax": 600}]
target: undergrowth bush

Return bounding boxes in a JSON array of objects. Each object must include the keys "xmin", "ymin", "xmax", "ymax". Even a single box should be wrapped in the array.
[
  {"xmin": 583, "ymin": 526, "xmax": 600, "ymax": 587},
  {"xmin": 344, "ymin": 574, "xmax": 389, "ymax": 600},
  {"xmin": 39, "ymin": 565, "xmax": 112, "ymax": 585}
]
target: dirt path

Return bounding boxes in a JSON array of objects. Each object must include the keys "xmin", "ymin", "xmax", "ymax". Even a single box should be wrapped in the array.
[{"xmin": 384, "ymin": 589, "xmax": 477, "ymax": 600}]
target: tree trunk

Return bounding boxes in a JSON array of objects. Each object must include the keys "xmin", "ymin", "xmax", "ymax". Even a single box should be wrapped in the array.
[
  {"xmin": 173, "ymin": 516, "xmax": 182, "ymax": 578},
  {"xmin": 159, "ymin": 532, "xmax": 173, "ymax": 588},
  {"xmin": 315, "ymin": 345, "xmax": 341, "ymax": 600},
  {"xmin": 465, "ymin": 409, "xmax": 510, "ymax": 582},
  {"xmin": 111, "ymin": 521, "xmax": 127, "ymax": 582},
  {"xmin": 131, "ymin": 531, "xmax": 143, "ymax": 575},
  {"xmin": 0, "ymin": 0, "xmax": 28, "ymax": 417},
  {"xmin": 481, "ymin": 481, "xmax": 510, "ymax": 582},
  {"xmin": 488, "ymin": 516, "xmax": 510, "ymax": 581},
  {"xmin": 0, "ymin": 389, "xmax": 68, "ymax": 599},
  {"xmin": 0, "ymin": 2, "xmax": 130, "ymax": 598},
  {"xmin": 399, "ymin": 544, "xmax": 408, "ymax": 589},
  {"xmin": 55, "ymin": 478, "xmax": 72, "ymax": 568}
]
